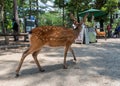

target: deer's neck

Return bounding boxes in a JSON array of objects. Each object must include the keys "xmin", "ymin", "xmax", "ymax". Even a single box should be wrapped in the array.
[{"xmin": 73, "ymin": 23, "xmax": 83, "ymax": 38}]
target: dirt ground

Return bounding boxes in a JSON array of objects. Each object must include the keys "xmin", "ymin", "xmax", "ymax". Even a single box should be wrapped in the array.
[{"xmin": 0, "ymin": 38, "xmax": 120, "ymax": 86}]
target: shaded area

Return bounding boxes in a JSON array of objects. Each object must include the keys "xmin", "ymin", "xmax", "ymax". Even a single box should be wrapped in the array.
[{"xmin": 0, "ymin": 38, "xmax": 120, "ymax": 86}]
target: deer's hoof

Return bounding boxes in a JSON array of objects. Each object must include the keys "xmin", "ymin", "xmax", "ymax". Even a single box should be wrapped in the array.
[
  {"xmin": 74, "ymin": 58, "xmax": 77, "ymax": 61},
  {"xmin": 40, "ymin": 69, "xmax": 45, "ymax": 72},
  {"xmin": 73, "ymin": 59, "xmax": 77, "ymax": 63},
  {"xmin": 15, "ymin": 73, "xmax": 19, "ymax": 78},
  {"xmin": 73, "ymin": 58, "xmax": 77, "ymax": 62},
  {"xmin": 63, "ymin": 65, "xmax": 68, "ymax": 69}
]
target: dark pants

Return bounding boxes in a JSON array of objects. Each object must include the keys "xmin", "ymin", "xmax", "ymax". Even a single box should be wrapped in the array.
[
  {"xmin": 108, "ymin": 31, "xmax": 111, "ymax": 38},
  {"xmin": 13, "ymin": 31, "xmax": 19, "ymax": 41}
]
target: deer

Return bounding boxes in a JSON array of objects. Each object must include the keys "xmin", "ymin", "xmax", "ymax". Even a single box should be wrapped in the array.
[
  {"xmin": 15, "ymin": 13, "xmax": 88, "ymax": 77},
  {"xmin": 95, "ymin": 29, "xmax": 106, "ymax": 40}
]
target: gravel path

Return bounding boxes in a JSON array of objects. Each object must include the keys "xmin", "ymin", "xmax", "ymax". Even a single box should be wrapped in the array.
[{"xmin": 0, "ymin": 38, "xmax": 120, "ymax": 86}]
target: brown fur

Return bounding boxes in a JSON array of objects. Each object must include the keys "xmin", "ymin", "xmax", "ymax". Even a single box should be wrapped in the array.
[
  {"xmin": 30, "ymin": 26, "xmax": 76, "ymax": 47},
  {"xmin": 15, "ymin": 14, "xmax": 88, "ymax": 77}
]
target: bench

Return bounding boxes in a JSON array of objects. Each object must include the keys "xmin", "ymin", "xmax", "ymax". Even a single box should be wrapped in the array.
[{"xmin": 0, "ymin": 33, "xmax": 29, "ymax": 44}]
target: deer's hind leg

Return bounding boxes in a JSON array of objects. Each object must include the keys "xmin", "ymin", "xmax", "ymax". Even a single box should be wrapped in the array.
[
  {"xmin": 16, "ymin": 48, "xmax": 32, "ymax": 77},
  {"xmin": 16, "ymin": 45, "xmax": 41, "ymax": 77},
  {"xmin": 32, "ymin": 50, "xmax": 45, "ymax": 72}
]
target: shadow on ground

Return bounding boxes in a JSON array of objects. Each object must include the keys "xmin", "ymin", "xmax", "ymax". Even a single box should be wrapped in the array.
[{"xmin": 0, "ymin": 39, "xmax": 120, "ymax": 84}]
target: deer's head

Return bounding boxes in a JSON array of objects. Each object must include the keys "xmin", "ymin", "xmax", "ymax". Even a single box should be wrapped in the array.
[{"xmin": 70, "ymin": 13, "xmax": 88, "ymax": 30}]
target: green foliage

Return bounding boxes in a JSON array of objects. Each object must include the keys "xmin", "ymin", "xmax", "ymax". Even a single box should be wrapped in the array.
[
  {"xmin": 112, "ymin": 18, "xmax": 120, "ymax": 29},
  {"xmin": 1, "ymin": 0, "xmax": 120, "ymax": 33},
  {"xmin": 85, "ymin": 21, "xmax": 94, "ymax": 28},
  {"xmin": 39, "ymin": 13, "xmax": 63, "ymax": 26},
  {"xmin": 55, "ymin": 0, "xmax": 92, "ymax": 12},
  {"xmin": 101, "ymin": 0, "xmax": 118, "ymax": 13}
]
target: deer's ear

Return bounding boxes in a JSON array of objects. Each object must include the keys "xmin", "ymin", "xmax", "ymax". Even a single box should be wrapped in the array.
[{"xmin": 82, "ymin": 13, "xmax": 88, "ymax": 23}]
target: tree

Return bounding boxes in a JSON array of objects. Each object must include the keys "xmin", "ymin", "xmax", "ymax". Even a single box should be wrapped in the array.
[
  {"xmin": 55, "ymin": 0, "xmax": 92, "ymax": 23},
  {"xmin": 0, "ymin": 0, "xmax": 10, "ymax": 44},
  {"xmin": 101, "ymin": 0, "xmax": 118, "ymax": 26},
  {"xmin": 0, "ymin": 0, "xmax": 4, "ymax": 33},
  {"xmin": 95, "ymin": 0, "xmax": 107, "ymax": 9},
  {"xmin": 13, "ymin": 0, "xmax": 20, "ymax": 32}
]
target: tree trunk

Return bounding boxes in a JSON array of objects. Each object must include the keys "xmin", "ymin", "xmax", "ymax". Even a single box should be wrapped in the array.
[
  {"xmin": 1, "ymin": 2, "xmax": 9, "ymax": 44},
  {"xmin": 76, "ymin": 10, "xmax": 80, "ymax": 23},
  {"xmin": 29, "ymin": 0, "xmax": 32, "ymax": 18},
  {"xmin": 110, "ymin": 13, "xmax": 113, "ymax": 27},
  {"xmin": 13, "ymin": 0, "xmax": 20, "ymax": 32},
  {"xmin": 1, "ymin": 7, "xmax": 4, "ymax": 33},
  {"xmin": 36, "ymin": 0, "xmax": 39, "ymax": 27}
]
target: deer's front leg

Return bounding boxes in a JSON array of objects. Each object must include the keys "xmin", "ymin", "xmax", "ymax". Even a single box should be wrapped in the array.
[
  {"xmin": 69, "ymin": 47, "xmax": 76, "ymax": 61},
  {"xmin": 63, "ymin": 45, "xmax": 70, "ymax": 69}
]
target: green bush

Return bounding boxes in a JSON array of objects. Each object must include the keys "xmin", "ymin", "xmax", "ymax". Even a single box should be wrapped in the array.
[{"xmin": 39, "ymin": 13, "xmax": 63, "ymax": 26}]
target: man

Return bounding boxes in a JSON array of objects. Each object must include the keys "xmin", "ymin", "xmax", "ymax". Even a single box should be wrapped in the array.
[
  {"xmin": 107, "ymin": 24, "xmax": 111, "ymax": 38},
  {"xmin": 114, "ymin": 25, "xmax": 120, "ymax": 37},
  {"xmin": 12, "ymin": 18, "xmax": 19, "ymax": 41}
]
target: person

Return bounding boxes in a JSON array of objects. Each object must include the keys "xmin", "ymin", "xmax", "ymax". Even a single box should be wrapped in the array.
[
  {"xmin": 114, "ymin": 25, "xmax": 120, "ymax": 37},
  {"xmin": 12, "ymin": 18, "xmax": 19, "ymax": 41},
  {"xmin": 107, "ymin": 24, "xmax": 111, "ymax": 38}
]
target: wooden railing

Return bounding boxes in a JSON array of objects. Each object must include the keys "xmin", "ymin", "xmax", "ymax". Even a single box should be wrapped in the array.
[
  {"xmin": 0, "ymin": 33, "xmax": 28, "ymax": 36},
  {"xmin": 0, "ymin": 33, "xmax": 29, "ymax": 44}
]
